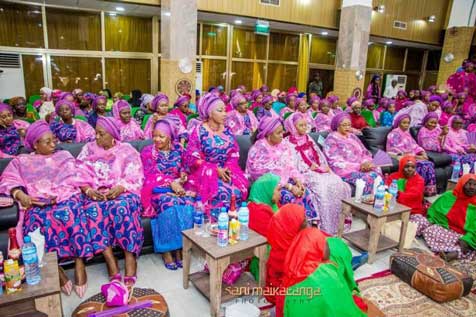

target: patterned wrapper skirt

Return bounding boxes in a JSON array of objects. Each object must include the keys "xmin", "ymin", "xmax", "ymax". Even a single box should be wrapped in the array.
[
  {"xmin": 415, "ymin": 160, "xmax": 437, "ymax": 196},
  {"xmin": 23, "ymin": 194, "xmax": 93, "ymax": 259},
  {"xmin": 207, "ymin": 179, "xmax": 245, "ymax": 221},
  {"xmin": 83, "ymin": 192, "xmax": 144, "ymax": 256}
]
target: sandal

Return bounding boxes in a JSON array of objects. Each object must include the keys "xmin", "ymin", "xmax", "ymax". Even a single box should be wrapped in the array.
[
  {"xmin": 59, "ymin": 267, "xmax": 72, "ymax": 296},
  {"xmin": 124, "ymin": 275, "xmax": 137, "ymax": 287},
  {"xmin": 109, "ymin": 273, "xmax": 122, "ymax": 282},
  {"xmin": 74, "ymin": 282, "xmax": 88, "ymax": 298},
  {"xmin": 175, "ymin": 260, "xmax": 183, "ymax": 268}
]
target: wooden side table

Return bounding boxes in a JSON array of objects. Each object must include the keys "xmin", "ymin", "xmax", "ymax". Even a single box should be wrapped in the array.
[
  {"xmin": 0, "ymin": 252, "xmax": 62, "ymax": 317},
  {"xmin": 337, "ymin": 198, "xmax": 411, "ymax": 264},
  {"xmin": 182, "ymin": 229, "xmax": 267, "ymax": 317}
]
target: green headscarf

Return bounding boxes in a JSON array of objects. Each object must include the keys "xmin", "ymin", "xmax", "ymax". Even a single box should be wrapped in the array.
[{"xmin": 248, "ymin": 173, "xmax": 281, "ymax": 212}]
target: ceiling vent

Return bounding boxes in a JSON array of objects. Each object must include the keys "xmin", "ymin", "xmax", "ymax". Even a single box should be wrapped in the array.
[
  {"xmin": 0, "ymin": 53, "xmax": 20, "ymax": 68},
  {"xmin": 260, "ymin": 0, "xmax": 280, "ymax": 6}
]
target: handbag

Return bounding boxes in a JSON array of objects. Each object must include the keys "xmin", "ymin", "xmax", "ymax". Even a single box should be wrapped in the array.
[{"xmin": 390, "ymin": 248, "xmax": 473, "ymax": 302}]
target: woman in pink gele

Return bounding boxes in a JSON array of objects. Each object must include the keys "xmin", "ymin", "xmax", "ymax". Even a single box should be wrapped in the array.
[
  {"xmin": 144, "ymin": 93, "xmax": 173, "ymax": 138},
  {"xmin": 78, "ymin": 117, "xmax": 144, "ymax": 287},
  {"xmin": 447, "ymin": 59, "xmax": 476, "ymax": 99},
  {"xmin": 112, "ymin": 100, "xmax": 145, "ymax": 141},
  {"xmin": 256, "ymin": 95, "xmax": 279, "ymax": 122},
  {"xmin": 170, "ymin": 94, "xmax": 192, "ymax": 128},
  {"xmin": 226, "ymin": 93, "xmax": 258, "ymax": 136},
  {"xmin": 49, "ymin": 100, "xmax": 95, "ymax": 143},
  {"xmin": 249, "ymin": 89, "xmax": 263, "ymax": 111},
  {"xmin": 442, "ymin": 115, "xmax": 476, "ymax": 174},
  {"xmin": 314, "ymin": 99, "xmax": 334, "ymax": 133}
]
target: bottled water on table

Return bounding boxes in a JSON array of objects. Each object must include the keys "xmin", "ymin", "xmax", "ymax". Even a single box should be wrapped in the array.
[
  {"xmin": 217, "ymin": 207, "xmax": 229, "ymax": 247},
  {"xmin": 373, "ymin": 182, "xmax": 386, "ymax": 213},
  {"xmin": 238, "ymin": 202, "xmax": 250, "ymax": 241},
  {"xmin": 194, "ymin": 196, "xmax": 204, "ymax": 235},
  {"xmin": 22, "ymin": 236, "xmax": 41, "ymax": 285},
  {"xmin": 451, "ymin": 162, "xmax": 461, "ymax": 181},
  {"xmin": 388, "ymin": 180, "xmax": 398, "ymax": 211}
]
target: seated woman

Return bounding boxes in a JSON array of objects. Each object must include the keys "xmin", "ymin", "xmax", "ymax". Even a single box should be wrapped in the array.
[
  {"xmin": 386, "ymin": 113, "xmax": 437, "ymax": 196},
  {"xmin": 417, "ymin": 112, "xmax": 446, "ymax": 153},
  {"xmin": 77, "ymin": 117, "xmax": 144, "ymax": 286},
  {"xmin": 183, "ymin": 93, "xmax": 249, "ymax": 219},
  {"xmin": 412, "ymin": 174, "xmax": 476, "ymax": 261},
  {"xmin": 246, "ymin": 117, "xmax": 318, "ymax": 218},
  {"xmin": 266, "ymin": 204, "xmax": 307, "ymax": 313},
  {"xmin": 385, "ymin": 155, "xmax": 425, "ymax": 215},
  {"xmin": 347, "ymin": 98, "xmax": 368, "ymax": 131},
  {"xmin": 439, "ymin": 101, "xmax": 455, "ymax": 126},
  {"xmin": 361, "ymin": 98, "xmax": 378, "ymax": 128},
  {"xmin": 284, "ymin": 112, "xmax": 351, "ymax": 235},
  {"xmin": 144, "ymin": 93, "xmax": 173, "ymax": 138},
  {"xmin": 50, "ymin": 100, "xmax": 95, "ymax": 143},
  {"xmin": 323, "ymin": 113, "xmax": 380, "ymax": 195},
  {"xmin": 279, "ymin": 94, "xmax": 297, "ymax": 119},
  {"xmin": 283, "ymin": 228, "xmax": 367, "ymax": 317},
  {"xmin": 140, "ymin": 118, "xmax": 194, "ymax": 270},
  {"xmin": 112, "ymin": 100, "xmax": 145, "ymax": 141},
  {"xmin": 10, "ymin": 96, "xmax": 38, "ymax": 124},
  {"xmin": 0, "ymin": 120, "xmax": 91, "ymax": 297},
  {"xmin": 395, "ymin": 89, "xmax": 408, "ymax": 111},
  {"xmin": 87, "ymin": 96, "xmax": 111, "ymax": 128},
  {"xmin": 295, "ymin": 98, "xmax": 315, "ymax": 132},
  {"xmin": 379, "ymin": 99, "xmax": 396, "ymax": 127},
  {"xmin": 256, "ymin": 95, "xmax": 279, "ymax": 121},
  {"xmin": 33, "ymin": 87, "xmax": 52, "ymax": 109},
  {"xmin": 313, "ymin": 99, "xmax": 333, "ymax": 132},
  {"xmin": 226, "ymin": 93, "xmax": 259, "ymax": 136},
  {"xmin": 249, "ymin": 89, "xmax": 263, "ymax": 111},
  {"xmin": 136, "ymin": 94, "xmax": 154, "ymax": 126},
  {"xmin": 328, "ymin": 95, "xmax": 342, "ymax": 115},
  {"xmin": 0, "ymin": 103, "xmax": 22, "ymax": 157},
  {"xmin": 443, "ymin": 115, "xmax": 476, "ymax": 173},
  {"xmin": 170, "ymin": 95, "xmax": 191, "ymax": 127}
]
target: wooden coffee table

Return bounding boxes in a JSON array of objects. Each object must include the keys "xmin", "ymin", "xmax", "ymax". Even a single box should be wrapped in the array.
[
  {"xmin": 182, "ymin": 229, "xmax": 267, "ymax": 317},
  {"xmin": 0, "ymin": 252, "xmax": 62, "ymax": 316},
  {"xmin": 337, "ymin": 198, "xmax": 411, "ymax": 264}
]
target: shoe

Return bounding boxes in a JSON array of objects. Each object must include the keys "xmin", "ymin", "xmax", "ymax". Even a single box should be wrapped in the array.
[
  {"xmin": 351, "ymin": 252, "xmax": 368, "ymax": 271},
  {"xmin": 175, "ymin": 260, "xmax": 183, "ymax": 268},
  {"xmin": 164, "ymin": 261, "xmax": 177, "ymax": 270},
  {"xmin": 109, "ymin": 273, "xmax": 122, "ymax": 282},
  {"xmin": 124, "ymin": 275, "xmax": 137, "ymax": 287},
  {"xmin": 74, "ymin": 282, "xmax": 88, "ymax": 298},
  {"xmin": 61, "ymin": 280, "xmax": 73, "ymax": 296}
]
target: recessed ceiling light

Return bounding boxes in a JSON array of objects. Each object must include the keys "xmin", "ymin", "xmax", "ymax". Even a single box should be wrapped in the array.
[
  {"xmin": 116, "ymin": 7, "xmax": 125, "ymax": 12},
  {"xmin": 109, "ymin": 12, "xmax": 116, "ymax": 16},
  {"xmin": 321, "ymin": 31, "xmax": 328, "ymax": 36},
  {"xmin": 385, "ymin": 40, "xmax": 393, "ymax": 45},
  {"xmin": 427, "ymin": 15, "xmax": 436, "ymax": 22},
  {"xmin": 235, "ymin": 20, "xmax": 242, "ymax": 24},
  {"xmin": 163, "ymin": 11, "xmax": 171, "ymax": 17}
]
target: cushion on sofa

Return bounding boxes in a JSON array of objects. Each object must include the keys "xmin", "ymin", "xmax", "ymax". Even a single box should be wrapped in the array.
[
  {"xmin": 309, "ymin": 132, "xmax": 329, "ymax": 149},
  {"xmin": 0, "ymin": 205, "xmax": 18, "ymax": 231},
  {"xmin": 361, "ymin": 126, "xmax": 392, "ymax": 154},
  {"xmin": 57, "ymin": 142, "xmax": 86, "ymax": 158},
  {"xmin": 236, "ymin": 135, "xmax": 252, "ymax": 171}
]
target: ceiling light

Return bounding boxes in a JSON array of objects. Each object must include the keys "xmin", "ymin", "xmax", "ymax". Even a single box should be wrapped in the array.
[
  {"xmin": 427, "ymin": 15, "xmax": 436, "ymax": 22},
  {"xmin": 108, "ymin": 12, "xmax": 116, "ymax": 16},
  {"xmin": 116, "ymin": 7, "xmax": 125, "ymax": 12},
  {"xmin": 385, "ymin": 40, "xmax": 393, "ymax": 45},
  {"xmin": 234, "ymin": 20, "xmax": 242, "ymax": 24},
  {"xmin": 321, "ymin": 31, "xmax": 328, "ymax": 36},
  {"xmin": 163, "ymin": 11, "xmax": 171, "ymax": 17}
]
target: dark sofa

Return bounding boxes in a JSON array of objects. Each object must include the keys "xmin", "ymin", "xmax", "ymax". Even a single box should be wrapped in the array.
[{"xmin": 0, "ymin": 128, "xmax": 453, "ymax": 258}]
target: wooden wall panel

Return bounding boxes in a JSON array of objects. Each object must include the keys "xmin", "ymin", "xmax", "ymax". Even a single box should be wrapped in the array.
[
  {"xmin": 197, "ymin": 0, "xmax": 340, "ymax": 29},
  {"xmin": 384, "ymin": 46, "xmax": 405, "ymax": 71},
  {"xmin": 231, "ymin": 61, "xmax": 265, "ymax": 90},
  {"xmin": 310, "ymin": 36, "xmax": 336, "ymax": 65},
  {"xmin": 202, "ymin": 59, "xmax": 226, "ymax": 91},
  {"xmin": 105, "ymin": 15, "xmax": 152, "ymax": 52},
  {"xmin": 267, "ymin": 63, "xmax": 297, "ymax": 91},
  {"xmin": 232, "ymin": 27, "xmax": 267, "ymax": 60},
  {"xmin": 201, "ymin": 24, "xmax": 228, "ymax": 56},
  {"xmin": 0, "ymin": 2, "xmax": 44, "ymax": 48},
  {"xmin": 51, "ymin": 56, "xmax": 102, "ymax": 93},
  {"xmin": 268, "ymin": 32, "xmax": 299, "ymax": 61},
  {"xmin": 370, "ymin": 0, "xmax": 450, "ymax": 45},
  {"xmin": 105, "ymin": 58, "xmax": 151, "ymax": 94},
  {"xmin": 22, "ymin": 55, "xmax": 44, "ymax": 99}
]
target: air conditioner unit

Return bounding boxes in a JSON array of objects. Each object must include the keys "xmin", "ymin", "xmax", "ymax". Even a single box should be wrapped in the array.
[
  {"xmin": 0, "ymin": 53, "xmax": 26, "ymax": 100},
  {"xmin": 195, "ymin": 60, "xmax": 203, "ymax": 94}
]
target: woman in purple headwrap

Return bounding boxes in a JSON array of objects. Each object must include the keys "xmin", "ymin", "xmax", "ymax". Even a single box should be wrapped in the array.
[
  {"xmin": 112, "ymin": 100, "xmax": 145, "ymax": 141},
  {"xmin": 447, "ymin": 59, "xmax": 476, "ymax": 99},
  {"xmin": 366, "ymin": 74, "xmax": 381, "ymax": 102},
  {"xmin": 170, "ymin": 95, "xmax": 191, "ymax": 127},
  {"xmin": 0, "ymin": 120, "xmax": 92, "ymax": 297},
  {"xmin": 77, "ymin": 116, "xmax": 144, "ymax": 286},
  {"xmin": 427, "ymin": 95, "xmax": 442, "ymax": 119},
  {"xmin": 395, "ymin": 89, "xmax": 408, "ymax": 111},
  {"xmin": 439, "ymin": 100, "xmax": 455, "ymax": 126},
  {"xmin": 87, "ymin": 95, "xmax": 111, "ymax": 128},
  {"xmin": 256, "ymin": 95, "xmax": 279, "ymax": 122},
  {"xmin": 396, "ymin": 99, "xmax": 428, "ymax": 128},
  {"xmin": 140, "ymin": 118, "xmax": 195, "ymax": 270},
  {"xmin": 183, "ymin": 93, "xmax": 249, "ymax": 219},
  {"xmin": 249, "ymin": 89, "xmax": 264, "ymax": 111},
  {"xmin": 418, "ymin": 112, "xmax": 446, "ymax": 153},
  {"xmin": 50, "ymin": 100, "xmax": 95, "ymax": 143},
  {"xmin": 323, "ymin": 113, "xmax": 381, "ymax": 195},
  {"xmin": 0, "ymin": 103, "xmax": 22, "ymax": 157},
  {"xmin": 79, "ymin": 92, "xmax": 96, "ymax": 116},
  {"xmin": 226, "ymin": 93, "xmax": 259, "ymax": 136},
  {"xmin": 386, "ymin": 113, "xmax": 437, "ymax": 196},
  {"xmin": 442, "ymin": 115, "xmax": 476, "ymax": 174},
  {"xmin": 314, "ymin": 99, "xmax": 334, "ymax": 132},
  {"xmin": 283, "ymin": 113, "xmax": 351, "ymax": 234},
  {"xmin": 308, "ymin": 95, "xmax": 320, "ymax": 114},
  {"xmin": 246, "ymin": 116, "xmax": 318, "ymax": 219},
  {"xmin": 143, "ymin": 93, "xmax": 173, "ymax": 138},
  {"xmin": 379, "ymin": 99, "xmax": 396, "ymax": 127},
  {"xmin": 294, "ymin": 98, "xmax": 315, "ymax": 132},
  {"xmin": 280, "ymin": 93, "xmax": 297, "ymax": 118},
  {"xmin": 421, "ymin": 90, "xmax": 431, "ymax": 104}
]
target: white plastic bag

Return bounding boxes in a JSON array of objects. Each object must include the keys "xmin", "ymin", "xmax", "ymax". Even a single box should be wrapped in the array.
[{"xmin": 29, "ymin": 228, "xmax": 46, "ymax": 267}]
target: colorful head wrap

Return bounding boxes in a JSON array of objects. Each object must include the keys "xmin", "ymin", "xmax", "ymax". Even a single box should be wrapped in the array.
[
  {"xmin": 231, "ymin": 93, "xmax": 247, "ymax": 109},
  {"xmin": 393, "ymin": 113, "xmax": 411, "ymax": 129},
  {"xmin": 0, "ymin": 102, "xmax": 12, "ymax": 113},
  {"xmin": 330, "ymin": 112, "xmax": 350, "ymax": 131},
  {"xmin": 60, "ymin": 92, "xmax": 73, "ymax": 101},
  {"xmin": 363, "ymin": 99, "xmax": 375, "ymax": 108},
  {"xmin": 442, "ymin": 101, "xmax": 454, "ymax": 111},
  {"xmin": 55, "ymin": 100, "xmax": 76, "ymax": 116},
  {"xmin": 309, "ymin": 95, "xmax": 320, "ymax": 105},
  {"xmin": 428, "ymin": 85, "xmax": 437, "ymax": 92},
  {"xmin": 422, "ymin": 112, "xmax": 439, "ymax": 125},
  {"xmin": 287, "ymin": 87, "xmax": 298, "ymax": 95},
  {"xmin": 72, "ymin": 88, "xmax": 83, "ymax": 96},
  {"xmin": 248, "ymin": 173, "xmax": 281, "ymax": 212},
  {"xmin": 251, "ymin": 89, "xmax": 263, "ymax": 101},
  {"xmin": 198, "ymin": 93, "xmax": 223, "ymax": 121},
  {"xmin": 457, "ymin": 92, "xmax": 467, "ymax": 99},
  {"xmin": 397, "ymin": 89, "xmax": 407, "ymax": 97},
  {"xmin": 429, "ymin": 95, "xmax": 442, "ymax": 104},
  {"xmin": 140, "ymin": 94, "xmax": 155, "ymax": 109},
  {"xmin": 151, "ymin": 93, "xmax": 169, "ymax": 111},
  {"xmin": 40, "ymin": 87, "xmax": 53, "ymax": 99},
  {"xmin": 440, "ymin": 93, "xmax": 449, "ymax": 101},
  {"xmin": 154, "ymin": 117, "xmax": 179, "ymax": 141},
  {"xmin": 463, "ymin": 59, "xmax": 474, "ymax": 70},
  {"xmin": 83, "ymin": 92, "xmax": 96, "ymax": 103},
  {"xmin": 284, "ymin": 112, "xmax": 305, "ymax": 136},
  {"xmin": 327, "ymin": 95, "xmax": 339, "ymax": 104},
  {"xmin": 403, "ymin": 100, "xmax": 415, "ymax": 108},
  {"xmin": 52, "ymin": 89, "xmax": 62, "ymax": 100},
  {"xmin": 96, "ymin": 116, "xmax": 121, "ymax": 141},
  {"xmin": 318, "ymin": 99, "xmax": 330, "ymax": 110},
  {"xmin": 286, "ymin": 93, "xmax": 297, "ymax": 104},
  {"xmin": 260, "ymin": 85, "xmax": 269, "ymax": 92},
  {"xmin": 297, "ymin": 92, "xmax": 306, "ymax": 98},
  {"xmin": 92, "ymin": 95, "xmax": 107, "ymax": 110},
  {"xmin": 346, "ymin": 96, "xmax": 359, "ymax": 108},
  {"xmin": 174, "ymin": 95, "xmax": 191, "ymax": 108},
  {"xmin": 270, "ymin": 89, "xmax": 280, "ymax": 98},
  {"xmin": 379, "ymin": 98, "xmax": 389, "ymax": 109},
  {"xmin": 448, "ymin": 115, "xmax": 463, "ymax": 128},
  {"xmin": 112, "ymin": 100, "xmax": 131, "ymax": 119},
  {"xmin": 257, "ymin": 116, "xmax": 282, "ymax": 140},
  {"xmin": 24, "ymin": 120, "xmax": 51, "ymax": 150},
  {"xmin": 261, "ymin": 95, "xmax": 273, "ymax": 106}
]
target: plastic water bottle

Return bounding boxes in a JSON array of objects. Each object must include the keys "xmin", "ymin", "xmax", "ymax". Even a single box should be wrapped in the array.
[
  {"xmin": 451, "ymin": 162, "xmax": 461, "ymax": 181},
  {"xmin": 238, "ymin": 202, "xmax": 250, "ymax": 241},
  {"xmin": 22, "ymin": 236, "xmax": 41, "ymax": 286},
  {"xmin": 217, "ymin": 207, "xmax": 229, "ymax": 247},
  {"xmin": 373, "ymin": 182, "xmax": 386, "ymax": 213},
  {"xmin": 194, "ymin": 197, "xmax": 204, "ymax": 235},
  {"xmin": 388, "ymin": 180, "xmax": 398, "ymax": 211}
]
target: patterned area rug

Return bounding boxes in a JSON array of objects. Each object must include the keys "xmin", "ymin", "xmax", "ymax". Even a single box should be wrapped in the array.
[
  {"xmin": 358, "ymin": 271, "xmax": 476, "ymax": 317},
  {"xmin": 451, "ymin": 260, "xmax": 476, "ymax": 289}
]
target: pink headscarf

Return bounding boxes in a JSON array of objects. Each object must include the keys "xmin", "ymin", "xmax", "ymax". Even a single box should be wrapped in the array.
[
  {"xmin": 112, "ymin": 100, "xmax": 130, "ymax": 119},
  {"xmin": 55, "ymin": 100, "xmax": 76, "ymax": 116},
  {"xmin": 97, "ymin": 117, "xmax": 121, "ymax": 141},
  {"xmin": 393, "ymin": 113, "xmax": 411, "ymax": 129},
  {"xmin": 60, "ymin": 92, "xmax": 73, "ymax": 101},
  {"xmin": 429, "ymin": 95, "xmax": 442, "ymax": 104},
  {"xmin": 231, "ymin": 94, "xmax": 247, "ymax": 109},
  {"xmin": 174, "ymin": 95, "xmax": 191, "ymax": 108},
  {"xmin": 251, "ymin": 89, "xmax": 263, "ymax": 101},
  {"xmin": 24, "ymin": 120, "xmax": 51, "ymax": 150},
  {"xmin": 154, "ymin": 117, "xmax": 179, "ymax": 141},
  {"xmin": 330, "ymin": 112, "xmax": 350, "ymax": 131},
  {"xmin": 93, "ymin": 96, "xmax": 107, "ymax": 110},
  {"xmin": 286, "ymin": 93, "xmax": 297, "ymax": 104},
  {"xmin": 198, "ymin": 93, "xmax": 223, "ymax": 120},
  {"xmin": 0, "ymin": 102, "xmax": 12, "ymax": 113},
  {"xmin": 261, "ymin": 95, "xmax": 273, "ymax": 106},
  {"xmin": 257, "ymin": 116, "xmax": 282, "ymax": 140},
  {"xmin": 284, "ymin": 112, "xmax": 305, "ymax": 136},
  {"xmin": 151, "ymin": 93, "xmax": 169, "ymax": 111},
  {"xmin": 327, "ymin": 95, "xmax": 339, "ymax": 104},
  {"xmin": 346, "ymin": 96, "xmax": 359, "ymax": 108},
  {"xmin": 319, "ymin": 99, "xmax": 331, "ymax": 110}
]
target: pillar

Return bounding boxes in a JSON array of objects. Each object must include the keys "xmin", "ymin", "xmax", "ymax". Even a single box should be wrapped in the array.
[
  {"xmin": 333, "ymin": 0, "xmax": 372, "ymax": 103},
  {"xmin": 297, "ymin": 33, "xmax": 310, "ymax": 92},
  {"xmin": 160, "ymin": 0, "xmax": 197, "ymax": 100},
  {"xmin": 437, "ymin": 0, "xmax": 476, "ymax": 86}
]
